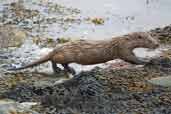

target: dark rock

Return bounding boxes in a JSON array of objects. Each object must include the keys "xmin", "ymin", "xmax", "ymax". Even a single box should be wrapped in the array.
[
  {"xmin": 150, "ymin": 25, "xmax": 171, "ymax": 44},
  {"xmin": 2, "ymin": 84, "xmax": 36, "ymax": 102},
  {"xmin": 39, "ymin": 66, "xmax": 171, "ymax": 114},
  {"xmin": 2, "ymin": 57, "xmax": 171, "ymax": 114},
  {"xmin": 145, "ymin": 57, "xmax": 171, "ymax": 73}
]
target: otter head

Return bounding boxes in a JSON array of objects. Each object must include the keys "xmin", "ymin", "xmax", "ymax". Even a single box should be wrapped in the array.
[{"xmin": 129, "ymin": 32, "xmax": 159, "ymax": 49}]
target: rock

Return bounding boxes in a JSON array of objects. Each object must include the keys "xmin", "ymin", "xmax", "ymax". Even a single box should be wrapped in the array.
[
  {"xmin": 87, "ymin": 17, "xmax": 105, "ymax": 25},
  {"xmin": 39, "ymin": 67, "xmax": 171, "ymax": 114},
  {"xmin": 57, "ymin": 37, "xmax": 72, "ymax": 44},
  {"xmin": 148, "ymin": 76, "xmax": 171, "ymax": 87},
  {"xmin": 0, "ymin": 25, "xmax": 27, "ymax": 48},
  {"xmin": 145, "ymin": 56, "xmax": 171, "ymax": 73},
  {"xmin": 2, "ymin": 63, "xmax": 171, "ymax": 114},
  {"xmin": 0, "ymin": 99, "xmax": 39, "ymax": 114},
  {"xmin": 150, "ymin": 25, "xmax": 171, "ymax": 44}
]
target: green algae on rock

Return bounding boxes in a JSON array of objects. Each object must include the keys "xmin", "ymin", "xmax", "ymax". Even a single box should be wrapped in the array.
[{"xmin": 86, "ymin": 17, "xmax": 105, "ymax": 25}]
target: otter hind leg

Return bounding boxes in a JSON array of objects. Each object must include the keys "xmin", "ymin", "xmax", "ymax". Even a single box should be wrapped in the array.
[
  {"xmin": 62, "ymin": 64, "xmax": 76, "ymax": 74},
  {"xmin": 51, "ymin": 61, "xmax": 62, "ymax": 73}
]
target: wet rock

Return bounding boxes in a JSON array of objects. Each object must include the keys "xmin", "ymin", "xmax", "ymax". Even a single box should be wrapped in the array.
[
  {"xmin": 32, "ymin": 36, "xmax": 58, "ymax": 48},
  {"xmin": 151, "ymin": 25, "xmax": 171, "ymax": 44},
  {"xmin": 149, "ymin": 76, "xmax": 171, "ymax": 87},
  {"xmin": 41, "ymin": 72, "xmax": 105, "ymax": 108},
  {"xmin": 46, "ymin": 2, "xmax": 80, "ymax": 15},
  {"xmin": 1, "ymin": 0, "xmax": 81, "ymax": 34},
  {"xmin": 2, "ymin": 1, "xmax": 39, "ymax": 26},
  {"xmin": 39, "ymin": 66, "xmax": 171, "ymax": 114},
  {"xmin": 145, "ymin": 56, "xmax": 171, "ymax": 73},
  {"xmin": 9, "ymin": 1, "xmax": 39, "ymax": 19},
  {"xmin": 86, "ymin": 17, "xmax": 105, "ymax": 25},
  {"xmin": 2, "ymin": 84, "xmax": 37, "ymax": 102},
  {"xmin": 0, "ymin": 71, "xmax": 70, "ymax": 102},
  {"xmin": 2, "ymin": 57, "xmax": 171, "ymax": 114},
  {"xmin": 0, "ymin": 25, "xmax": 27, "ymax": 48},
  {"xmin": 57, "ymin": 37, "xmax": 72, "ymax": 44},
  {"xmin": 0, "ymin": 99, "xmax": 39, "ymax": 114}
]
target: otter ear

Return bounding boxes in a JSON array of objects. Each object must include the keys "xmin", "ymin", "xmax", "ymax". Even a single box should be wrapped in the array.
[
  {"xmin": 145, "ymin": 31, "xmax": 152, "ymax": 35},
  {"xmin": 143, "ymin": 31, "xmax": 153, "ymax": 38}
]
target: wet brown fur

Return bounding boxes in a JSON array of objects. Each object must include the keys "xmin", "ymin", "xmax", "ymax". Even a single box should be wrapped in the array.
[{"xmin": 9, "ymin": 32, "xmax": 159, "ymax": 74}]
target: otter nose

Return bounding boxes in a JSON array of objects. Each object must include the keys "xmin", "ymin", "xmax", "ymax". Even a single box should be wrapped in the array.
[{"xmin": 151, "ymin": 43, "xmax": 159, "ymax": 49}]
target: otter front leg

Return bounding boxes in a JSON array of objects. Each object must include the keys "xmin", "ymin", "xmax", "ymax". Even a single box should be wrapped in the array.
[
  {"xmin": 120, "ymin": 48, "xmax": 149, "ymax": 65},
  {"xmin": 51, "ymin": 61, "xmax": 62, "ymax": 73},
  {"xmin": 62, "ymin": 64, "xmax": 76, "ymax": 74},
  {"xmin": 123, "ymin": 52, "xmax": 148, "ymax": 65}
]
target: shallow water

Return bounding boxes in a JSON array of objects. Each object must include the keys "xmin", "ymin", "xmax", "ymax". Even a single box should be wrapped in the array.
[
  {"xmin": 1, "ymin": 0, "xmax": 171, "ymax": 39},
  {"xmin": 42, "ymin": 0, "xmax": 171, "ymax": 39},
  {"xmin": 54, "ymin": 0, "xmax": 171, "ymax": 39}
]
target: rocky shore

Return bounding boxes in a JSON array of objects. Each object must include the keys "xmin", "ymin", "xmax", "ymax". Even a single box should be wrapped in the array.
[
  {"xmin": 1, "ymin": 1, "xmax": 171, "ymax": 114},
  {"xmin": 0, "ymin": 25, "xmax": 171, "ymax": 114}
]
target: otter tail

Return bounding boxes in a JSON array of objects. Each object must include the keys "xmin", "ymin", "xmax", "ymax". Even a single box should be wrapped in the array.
[{"xmin": 8, "ymin": 54, "xmax": 51, "ymax": 71}]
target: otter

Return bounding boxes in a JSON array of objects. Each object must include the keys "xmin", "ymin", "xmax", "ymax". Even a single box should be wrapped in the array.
[{"xmin": 8, "ymin": 32, "xmax": 159, "ymax": 74}]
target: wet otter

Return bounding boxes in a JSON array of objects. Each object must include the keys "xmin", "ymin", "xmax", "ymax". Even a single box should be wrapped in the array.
[{"xmin": 8, "ymin": 32, "xmax": 159, "ymax": 74}]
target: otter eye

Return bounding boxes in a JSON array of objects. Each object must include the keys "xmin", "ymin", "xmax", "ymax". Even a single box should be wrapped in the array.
[{"xmin": 138, "ymin": 36, "xmax": 142, "ymax": 39}]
